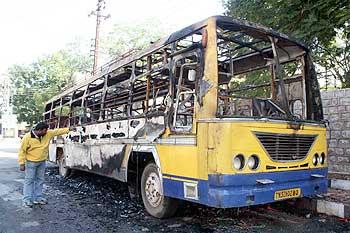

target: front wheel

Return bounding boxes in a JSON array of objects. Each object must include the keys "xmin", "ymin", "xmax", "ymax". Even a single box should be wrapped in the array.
[{"xmin": 141, "ymin": 163, "xmax": 178, "ymax": 218}]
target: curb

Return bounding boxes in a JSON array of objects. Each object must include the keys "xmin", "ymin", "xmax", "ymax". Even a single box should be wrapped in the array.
[
  {"xmin": 317, "ymin": 199, "xmax": 350, "ymax": 218},
  {"xmin": 296, "ymin": 198, "xmax": 350, "ymax": 218},
  {"xmin": 330, "ymin": 179, "xmax": 350, "ymax": 191}
]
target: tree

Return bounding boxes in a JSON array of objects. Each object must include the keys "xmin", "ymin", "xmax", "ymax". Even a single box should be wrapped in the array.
[
  {"xmin": 9, "ymin": 44, "xmax": 91, "ymax": 126},
  {"xmin": 223, "ymin": 0, "xmax": 350, "ymax": 87},
  {"xmin": 9, "ymin": 20, "xmax": 168, "ymax": 126},
  {"xmin": 100, "ymin": 19, "xmax": 170, "ymax": 61},
  {"xmin": 315, "ymin": 30, "xmax": 350, "ymax": 87}
]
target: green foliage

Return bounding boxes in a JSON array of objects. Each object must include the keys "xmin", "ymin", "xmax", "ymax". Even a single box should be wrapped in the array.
[
  {"xmin": 101, "ymin": 19, "xmax": 169, "ymax": 58},
  {"xmin": 223, "ymin": 0, "xmax": 349, "ymax": 46},
  {"xmin": 9, "ymin": 44, "xmax": 91, "ymax": 126},
  {"xmin": 229, "ymin": 68, "xmax": 271, "ymax": 98},
  {"xmin": 315, "ymin": 29, "xmax": 350, "ymax": 87},
  {"xmin": 9, "ymin": 21, "xmax": 167, "ymax": 126},
  {"xmin": 223, "ymin": 0, "xmax": 350, "ymax": 87}
]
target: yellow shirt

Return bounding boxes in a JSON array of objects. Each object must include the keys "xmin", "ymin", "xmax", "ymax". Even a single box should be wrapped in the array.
[{"xmin": 18, "ymin": 128, "xmax": 70, "ymax": 165}]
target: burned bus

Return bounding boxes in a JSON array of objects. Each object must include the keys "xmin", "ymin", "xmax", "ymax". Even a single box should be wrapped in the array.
[{"xmin": 44, "ymin": 16, "xmax": 327, "ymax": 218}]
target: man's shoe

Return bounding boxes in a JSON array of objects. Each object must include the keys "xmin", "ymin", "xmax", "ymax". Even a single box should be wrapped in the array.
[
  {"xmin": 33, "ymin": 198, "xmax": 48, "ymax": 205},
  {"xmin": 22, "ymin": 201, "xmax": 34, "ymax": 208}
]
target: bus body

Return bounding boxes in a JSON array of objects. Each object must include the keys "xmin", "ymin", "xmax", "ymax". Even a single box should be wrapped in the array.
[{"xmin": 44, "ymin": 16, "xmax": 327, "ymax": 218}]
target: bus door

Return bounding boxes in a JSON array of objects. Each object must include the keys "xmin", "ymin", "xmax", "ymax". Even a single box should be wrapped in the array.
[{"xmin": 171, "ymin": 50, "xmax": 202, "ymax": 134}]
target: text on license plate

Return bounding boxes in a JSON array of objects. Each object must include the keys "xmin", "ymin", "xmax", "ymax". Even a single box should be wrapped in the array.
[{"xmin": 274, "ymin": 188, "xmax": 301, "ymax": 200}]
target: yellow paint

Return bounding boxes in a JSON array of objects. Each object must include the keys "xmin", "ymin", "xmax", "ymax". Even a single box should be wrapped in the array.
[
  {"xmin": 155, "ymin": 18, "xmax": 219, "ymax": 181},
  {"xmin": 208, "ymin": 121, "xmax": 328, "ymax": 174},
  {"xmin": 197, "ymin": 16, "xmax": 218, "ymax": 119},
  {"xmin": 162, "ymin": 175, "xmax": 198, "ymax": 184},
  {"xmin": 157, "ymin": 144, "xmax": 199, "ymax": 178},
  {"xmin": 155, "ymin": 120, "xmax": 327, "ymax": 181},
  {"xmin": 146, "ymin": 17, "xmax": 327, "ymax": 184}
]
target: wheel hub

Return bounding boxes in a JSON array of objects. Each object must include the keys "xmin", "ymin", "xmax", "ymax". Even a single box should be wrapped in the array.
[{"xmin": 145, "ymin": 172, "xmax": 162, "ymax": 207}]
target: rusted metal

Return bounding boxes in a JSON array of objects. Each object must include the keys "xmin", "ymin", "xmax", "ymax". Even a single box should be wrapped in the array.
[
  {"xmin": 145, "ymin": 56, "xmax": 152, "ymax": 112},
  {"xmin": 43, "ymin": 16, "xmax": 323, "ymax": 182},
  {"xmin": 46, "ymin": 16, "xmax": 307, "ymax": 103},
  {"xmin": 173, "ymin": 62, "xmax": 197, "ymax": 128},
  {"xmin": 270, "ymin": 65, "xmax": 277, "ymax": 101},
  {"xmin": 269, "ymin": 36, "xmax": 292, "ymax": 118}
]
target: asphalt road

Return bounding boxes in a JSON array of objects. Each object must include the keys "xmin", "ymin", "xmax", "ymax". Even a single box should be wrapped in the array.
[{"xmin": 0, "ymin": 138, "xmax": 349, "ymax": 233}]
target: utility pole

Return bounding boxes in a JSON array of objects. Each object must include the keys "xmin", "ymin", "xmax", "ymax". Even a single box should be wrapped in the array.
[{"xmin": 89, "ymin": 0, "xmax": 110, "ymax": 77}]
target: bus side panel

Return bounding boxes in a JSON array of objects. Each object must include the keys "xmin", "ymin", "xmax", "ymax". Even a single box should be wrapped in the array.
[
  {"xmin": 157, "ymin": 122, "xmax": 211, "ymax": 201},
  {"xmin": 157, "ymin": 144, "xmax": 198, "ymax": 178},
  {"xmin": 63, "ymin": 142, "xmax": 129, "ymax": 181}
]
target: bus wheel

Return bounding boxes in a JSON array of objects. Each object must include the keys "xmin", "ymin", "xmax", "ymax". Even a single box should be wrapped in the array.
[
  {"xmin": 58, "ymin": 157, "xmax": 72, "ymax": 178},
  {"xmin": 141, "ymin": 163, "xmax": 178, "ymax": 218}
]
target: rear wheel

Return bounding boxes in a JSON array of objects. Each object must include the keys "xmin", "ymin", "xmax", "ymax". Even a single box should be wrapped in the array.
[{"xmin": 141, "ymin": 163, "xmax": 179, "ymax": 218}]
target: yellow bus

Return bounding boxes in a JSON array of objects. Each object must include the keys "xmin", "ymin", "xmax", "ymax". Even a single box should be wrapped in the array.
[{"xmin": 44, "ymin": 16, "xmax": 328, "ymax": 218}]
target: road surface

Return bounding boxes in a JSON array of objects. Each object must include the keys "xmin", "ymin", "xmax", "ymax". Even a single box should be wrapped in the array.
[{"xmin": 0, "ymin": 138, "xmax": 349, "ymax": 233}]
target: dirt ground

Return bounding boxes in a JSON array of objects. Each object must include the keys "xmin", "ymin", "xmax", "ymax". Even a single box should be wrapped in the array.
[
  {"xmin": 0, "ymin": 139, "xmax": 349, "ymax": 233},
  {"xmin": 37, "ymin": 167, "xmax": 350, "ymax": 233}
]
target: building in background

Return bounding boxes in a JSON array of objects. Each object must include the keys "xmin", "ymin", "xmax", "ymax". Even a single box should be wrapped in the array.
[{"xmin": 0, "ymin": 75, "xmax": 24, "ymax": 138}]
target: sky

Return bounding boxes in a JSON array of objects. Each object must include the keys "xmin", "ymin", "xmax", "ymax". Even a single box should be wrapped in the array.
[{"xmin": 0, "ymin": 0, "xmax": 224, "ymax": 75}]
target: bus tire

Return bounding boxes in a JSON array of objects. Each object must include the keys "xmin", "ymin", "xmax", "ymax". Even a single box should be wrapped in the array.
[
  {"xmin": 141, "ymin": 162, "xmax": 178, "ymax": 218},
  {"xmin": 58, "ymin": 157, "xmax": 72, "ymax": 178}
]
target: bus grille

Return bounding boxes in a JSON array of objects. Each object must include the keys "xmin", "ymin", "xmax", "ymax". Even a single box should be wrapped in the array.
[{"xmin": 254, "ymin": 132, "xmax": 316, "ymax": 162}]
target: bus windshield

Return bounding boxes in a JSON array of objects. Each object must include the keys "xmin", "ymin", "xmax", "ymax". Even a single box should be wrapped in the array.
[{"xmin": 215, "ymin": 19, "xmax": 321, "ymax": 121}]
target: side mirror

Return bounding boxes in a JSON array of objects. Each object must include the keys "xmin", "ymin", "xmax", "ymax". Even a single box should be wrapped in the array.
[{"xmin": 188, "ymin": 69, "xmax": 196, "ymax": 82}]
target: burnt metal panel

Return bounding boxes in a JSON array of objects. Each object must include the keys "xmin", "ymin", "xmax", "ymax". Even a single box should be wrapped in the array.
[
  {"xmin": 45, "ymin": 16, "xmax": 307, "ymax": 105},
  {"xmin": 305, "ymin": 55, "xmax": 323, "ymax": 121},
  {"xmin": 64, "ymin": 142, "xmax": 127, "ymax": 180}
]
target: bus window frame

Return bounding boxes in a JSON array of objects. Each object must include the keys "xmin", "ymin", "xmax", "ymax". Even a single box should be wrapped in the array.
[
  {"xmin": 170, "ymin": 49, "xmax": 202, "ymax": 133},
  {"xmin": 215, "ymin": 22, "xmax": 313, "ymax": 121}
]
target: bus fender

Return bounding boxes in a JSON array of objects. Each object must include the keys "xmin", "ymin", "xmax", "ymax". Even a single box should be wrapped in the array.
[{"xmin": 126, "ymin": 145, "xmax": 163, "ymax": 193}]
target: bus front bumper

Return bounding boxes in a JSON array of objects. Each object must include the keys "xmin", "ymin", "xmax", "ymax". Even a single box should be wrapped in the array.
[{"xmin": 206, "ymin": 168, "xmax": 328, "ymax": 208}]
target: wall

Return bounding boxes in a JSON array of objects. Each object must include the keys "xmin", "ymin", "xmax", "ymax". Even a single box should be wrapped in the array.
[{"xmin": 321, "ymin": 89, "xmax": 350, "ymax": 174}]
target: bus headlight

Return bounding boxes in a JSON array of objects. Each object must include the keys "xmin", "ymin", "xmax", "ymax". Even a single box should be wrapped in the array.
[
  {"xmin": 312, "ymin": 153, "xmax": 319, "ymax": 166},
  {"xmin": 247, "ymin": 155, "xmax": 260, "ymax": 170},
  {"xmin": 233, "ymin": 154, "xmax": 245, "ymax": 170},
  {"xmin": 320, "ymin": 152, "xmax": 326, "ymax": 165}
]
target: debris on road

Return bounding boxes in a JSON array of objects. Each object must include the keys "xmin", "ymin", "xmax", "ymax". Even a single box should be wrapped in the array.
[{"xmin": 41, "ymin": 167, "xmax": 350, "ymax": 233}]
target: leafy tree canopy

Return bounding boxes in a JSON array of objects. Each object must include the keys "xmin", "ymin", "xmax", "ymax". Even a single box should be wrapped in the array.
[
  {"xmin": 223, "ymin": 0, "xmax": 350, "ymax": 87},
  {"xmin": 9, "ymin": 42, "xmax": 91, "ymax": 126},
  {"xmin": 9, "ymin": 21, "xmax": 168, "ymax": 126},
  {"xmin": 101, "ymin": 19, "xmax": 170, "ymax": 59}
]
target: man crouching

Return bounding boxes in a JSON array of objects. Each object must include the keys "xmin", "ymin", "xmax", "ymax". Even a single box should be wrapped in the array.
[{"xmin": 18, "ymin": 122, "xmax": 74, "ymax": 208}]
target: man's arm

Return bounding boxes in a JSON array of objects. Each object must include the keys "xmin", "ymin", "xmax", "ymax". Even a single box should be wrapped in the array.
[
  {"xmin": 47, "ymin": 127, "xmax": 70, "ymax": 137},
  {"xmin": 18, "ymin": 136, "xmax": 28, "ymax": 170},
  {"xmin": 47, "ymin": 127, "xmax": 76, "ymax": 138}
]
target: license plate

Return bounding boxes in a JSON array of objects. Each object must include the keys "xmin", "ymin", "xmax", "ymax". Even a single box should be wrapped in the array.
[{"xmin": 274, "ymin": 188, "xmax": 301, "ymax": 200}]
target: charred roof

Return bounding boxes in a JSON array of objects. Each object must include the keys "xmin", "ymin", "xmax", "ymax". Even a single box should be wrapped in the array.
[{"xmin": 46, "ymin": 15, "xmax": 308, "ymax": 104}]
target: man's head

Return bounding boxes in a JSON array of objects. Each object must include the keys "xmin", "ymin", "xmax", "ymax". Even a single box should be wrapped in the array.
[{"xmin": 34, "ymin": 122, "xmax": 49, "ymax": 137}]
